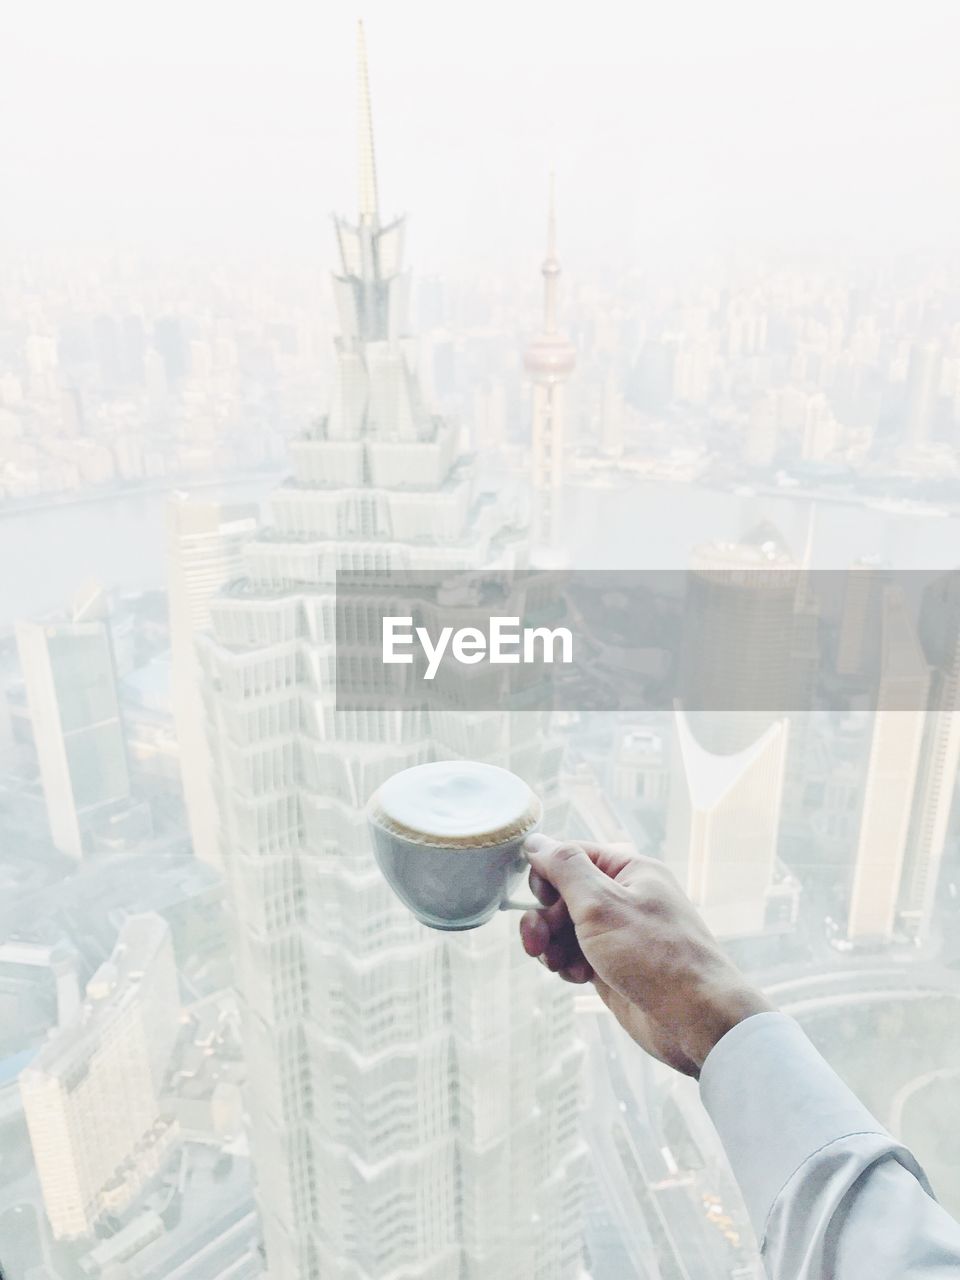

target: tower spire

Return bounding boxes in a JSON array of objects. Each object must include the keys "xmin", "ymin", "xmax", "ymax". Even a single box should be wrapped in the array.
[
  {"xmin": 357, "ymin": 20, "xmax": 379, "ymax": 224},
  {"xmin": 525, "ymin": 172, "xmax": 576, "ymax": 552},
  {"xmin": 546, "ymin": 169, "xmax": 557, "ymax": 261},
  {"xmin": 542, "ymin": 170, "xmax": 561, "ymax": 335}
]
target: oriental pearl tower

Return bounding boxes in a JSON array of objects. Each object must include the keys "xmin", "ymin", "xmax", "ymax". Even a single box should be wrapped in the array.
[{"xmin": 524, "ymin": 174, "xmax": 576, "ymax": 552}]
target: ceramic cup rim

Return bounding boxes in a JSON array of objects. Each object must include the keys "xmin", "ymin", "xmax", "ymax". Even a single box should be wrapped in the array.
[{"xmin": 365, "ymin": 789, "xmax": 542, "ymax": 852}]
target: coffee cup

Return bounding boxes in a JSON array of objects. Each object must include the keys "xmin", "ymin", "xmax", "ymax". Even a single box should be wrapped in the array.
[{"xmin": 366, "ymin": 760, "xmax": 542, "ymax": 931}]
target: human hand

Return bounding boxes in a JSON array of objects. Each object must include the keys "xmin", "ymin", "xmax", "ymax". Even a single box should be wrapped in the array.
[{"xmin": 519, "ymin": 835, "xmax": 773, "ymax": 1077}]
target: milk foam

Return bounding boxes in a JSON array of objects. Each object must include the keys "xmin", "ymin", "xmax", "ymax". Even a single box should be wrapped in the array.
[{"xmin": 368, "ymin": 761, "xmax": 541, "ymax": 849}]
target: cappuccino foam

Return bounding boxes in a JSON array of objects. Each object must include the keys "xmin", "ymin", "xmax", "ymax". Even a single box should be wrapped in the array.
[{"xmin": 368, "ymin": 761, "xmax": 541, "ymax": 849}]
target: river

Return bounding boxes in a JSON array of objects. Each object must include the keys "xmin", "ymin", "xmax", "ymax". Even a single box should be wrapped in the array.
[
  {"xmin": 1, "ymin": 469, "xmax": 959, "ymax": 630},
  {"xmin": 0, "ymin": 474, "xmax": 282, "ymax": 629}
]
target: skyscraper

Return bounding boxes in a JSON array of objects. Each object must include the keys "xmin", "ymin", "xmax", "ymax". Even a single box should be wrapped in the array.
[
  {"xmin": 167, "ymin": 495, "xmax": 258, "ymax": 871},
  {"xmin": 665, "ymin": 525, "xmax": 817, "ymax": 936},
  {"xmin": 898, "ymin": 571, "xmax": 960, "ymax": 941},
  {"xmin": 664, "ymin": 708, "xmax": 788, "ymax": 939},
  {"xmin": 199, "ymin": 25, "xmax": 585, "ymax": 1280},
  {"xmin": 835, "ymin": 557, "xmax": 893, "ymax": 678},
  {"xmin": 599, "ymin": 370, "xmax": 625, "ymax": 459},
  {"xmin": 846, "ymin": 588, "xmax": 929, "ymax": 943},
  {"xmin": 678, "ymin": 525, "xmax": 802, "ymax": 754},
  {"xmin": 20, "ymin": 914, "xmax": 180, "ymax": 1240},
  {"xmin": 524, "ymin": 175, "xmax": 576, "ymax": 551},
  {"xmin": 904, "ymin": 340, "xmax": 942, "ymax": 448},
  {"xmin": 15, "ymin": 585, "xmax": 131, "ymax": 859}
]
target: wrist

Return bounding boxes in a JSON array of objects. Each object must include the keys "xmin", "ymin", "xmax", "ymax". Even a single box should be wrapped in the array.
[{"xmin": 683, "ymin": 976, "xmax": 772, "ymax": 1073}]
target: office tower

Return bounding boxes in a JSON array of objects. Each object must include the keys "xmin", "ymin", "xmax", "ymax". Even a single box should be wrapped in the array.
[
  {"xmin": 153, "ymin": 316, "xmax": 190, "ymax": 387},
  {"xmin": 24, "ymin": 332, "xmax": 58, "ymax": 400},
  {"xmin": 801, "ymin": 393, "xmax": 839, "ymax": 462},
  {"xmin": 612, "ymin": 728, "xmax": 667, "ymax": 807},
  {"xmin": 20, "ymin": 914, "xmax": 180, "ymax": 1240},
  {"xmin": 524, "ymin": 174, "xmax": 576, "ymax": 550},
  {"xmin": 846, "ymin": 588, "xmax": 929, "ymax": 942},
  {"xmin": 0, "ymin": 939, "xmax": 81, "ymax": 1052},
  {"xmin": 167, "ymin": 495, "xmax": 258, "ymax": 870},
  {"xmin": 679, "ymin": 525, "xmax": 801, "ymax": 754},
  {"xmin": 59, "ymin": 386, "xmax": 85, "ymax": 436},
  {"xmin": 667, "ymin": 522, "xmax": 818, "ymax": 933},
  {"xmin": 835, "ymin": 557, "xmax": 893, "ymax": 678},
  {"xmin": 905, "ymin": 340, "xmax": 942, "ymax": 447},
  {"xmin": 664, "ymin": 708, "xmax": 788, "ymax": 939},
  {"xmin": 628, "ymin": 337, "xmax": 677, "ymax": 413},
  {"xmin": 199, "ymin": 25, "xmax": 585, "ymax": 1280},
  {"xmin": 744, "ymin": 392, "xmax": 778, "ymax": 468},
  {"xmin": 672, "ymin": 338, "xmax": 712, "ymax": 407},
  {"xmin": 599, "ymin": 370, "xmax": 624, "ymax": 458},
  {"xmin": 16, "ymin": 585, "xmax": 131, "ymax": 859},
  {"xmin": 898, "ymin": 572, "xmax": 960, "ymax": 941}
]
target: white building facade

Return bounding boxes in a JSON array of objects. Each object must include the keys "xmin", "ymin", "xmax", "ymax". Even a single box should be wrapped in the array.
[
  {"xmin": 898, "ymin": 572, "xmax": 960, "ymax": 941},
  {"xmin": 167, "ymin": 495, "xmax": 258, "ymax": 871},
  {"xmin": 20, "ymin": 914, "xmax": 180, "ymax": 1240},
  {"xmin": 846, "ymin": 588, "xmax": 929, "ymax": 943},
  {"xmin": 665, "ymin": 709, "xmax": 788, "ymax": 939},
  {"xmin": 15, "ymin": 587, "xmax": 131, "ymax": 859},
  {"xmin": 199, "ymin": 26, "xmax": 586, "ymax": 1280}
]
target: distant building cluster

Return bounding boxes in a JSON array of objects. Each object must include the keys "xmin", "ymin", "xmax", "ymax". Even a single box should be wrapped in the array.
[
  {"xmin": 4, "ymin": 212, "xmax": 960, "ymax": 512},
  {"xmin": 416, "ymin": 263, "xmax": 960, "ymax": 508},
  {"xmin": 0, "ymin": 261, "xmax": 332, "ymax": 502},
  {"xmin": 597, "ymin": 272, "xmax": 960, "ymax": 490}
]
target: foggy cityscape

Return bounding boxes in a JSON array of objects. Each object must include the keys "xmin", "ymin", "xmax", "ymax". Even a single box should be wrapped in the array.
[{"xmin": 1, "ymin": 4, "xmax": 959, "ymax": 1279}]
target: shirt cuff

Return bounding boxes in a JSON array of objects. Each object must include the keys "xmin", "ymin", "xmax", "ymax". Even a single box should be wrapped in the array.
[{"xmin": 698, "ymin": 1011, "xmax": 889, "ymax": 1238}]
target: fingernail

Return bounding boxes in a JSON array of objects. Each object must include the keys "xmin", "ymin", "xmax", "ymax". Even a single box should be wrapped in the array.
[{"xmin": 524, "ymin": 833, "xmax": 550, "ymax": 853}]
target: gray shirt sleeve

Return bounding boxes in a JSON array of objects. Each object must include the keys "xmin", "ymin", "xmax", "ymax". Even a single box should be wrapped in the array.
[{"xmin": 699, "ymin": 1011, "xmax": 960, "ymax": 1278}]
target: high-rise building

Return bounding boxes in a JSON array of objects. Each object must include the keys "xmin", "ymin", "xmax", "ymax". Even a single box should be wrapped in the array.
[
  {"xmin": 612, "ymin": 728, "xmax": 667, "ymax": 807},
  {"xmin": 524, "ymin": 175, "xmax": 576, "ymax": 551},
  {"xmin": 846, "ymin": 588, "xmax": 929, "ymax": 942},
  {"xmin": 167, "ymin": 496, "xmax": 259, "ymax": 871},
  {"xmin": 898, "ymin": 572, "xmax": 960, "ymax": 941},
  {"xmin": 599, "ymin": 370, "xmax": 624, "ymax": 459},
  {"xmin": 905, "ymin": 340, "xmax": 942, "ymax": 447},
  {"xmin": 678, "ymin": 525, "xmax": 802, "ymax": 754},
  {"xmin": 664, "ymin": 708, "xmax": 788, "ymax": 939},
  {"xmin": 667, "ymin": 530, "xmax": 800, "ymax": 936},
  {"xmin": 801, "ymin": 393, "xmax": 840, "ymax": 462},
  {"xmin": 16, "ymin": 585, "xmax": 131, "ymax": 859},
  {"xmin": 20, "ymin": 914, "xmax": 181, "ymax": 1240},
  {"xmin": 835, "ymin": 557, "xmax": 893, "ymax": 678},
  {"xmin": 0, "ymin": 939, "xmax": 82, "ymax": 1055},
  {"xmin": 744, "ymin": 392, "xmax": 778, "ymax": 468},
  {"xmin": 199, "ymin": 25, "xmax": 586, "ymax": 1280}
]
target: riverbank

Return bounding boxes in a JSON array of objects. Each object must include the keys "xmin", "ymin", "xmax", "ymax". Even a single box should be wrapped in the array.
[{"xmin": 0, "ymin": 466, "xmax": 287, "ymax": 522}]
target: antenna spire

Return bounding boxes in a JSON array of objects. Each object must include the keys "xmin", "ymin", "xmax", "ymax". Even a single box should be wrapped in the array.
[
  {"xmin": 547, "ymin": 169, "xmax": 557, "ymax": 261},
  {"xmin": 357, "ymin": 20, "xmax": 379, "ymax": 224},
  {"xmin": 542, "ymin": 171, "xmax": 561, "ymax": 335}
]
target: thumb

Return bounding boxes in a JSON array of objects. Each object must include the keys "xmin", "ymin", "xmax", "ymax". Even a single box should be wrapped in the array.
[{"xmin": 524, "ymin": 835, "xmax": 607, "ymax": 917}]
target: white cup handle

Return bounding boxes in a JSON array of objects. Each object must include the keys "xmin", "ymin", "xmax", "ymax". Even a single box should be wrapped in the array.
[
  {"xmin": 499, "ymin": 843, "xmax": 543, "ymax": 912},
  {"xmin": 499, "ymin": 892, "xmax": 541, "ymax": 913}
]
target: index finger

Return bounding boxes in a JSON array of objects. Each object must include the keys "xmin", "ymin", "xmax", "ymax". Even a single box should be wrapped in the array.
[
  {"xmin": 528, "ymin": 867, "xmax": 559, "ymax": 907},
  {"xmin": 525, "ymin": 833, "xmax": 638, "ymax": 885}
]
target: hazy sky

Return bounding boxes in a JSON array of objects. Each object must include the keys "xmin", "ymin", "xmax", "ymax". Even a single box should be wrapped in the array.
[{"xmin": 2, "ymin": 1, "xmax": 959, "ymax": 274}]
